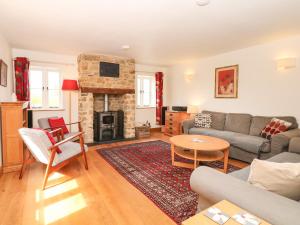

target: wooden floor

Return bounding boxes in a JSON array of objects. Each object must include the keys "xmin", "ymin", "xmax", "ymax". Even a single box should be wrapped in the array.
[{"xmin": 0, "ymin": 132, "xmax": 248, "ymax": 225}]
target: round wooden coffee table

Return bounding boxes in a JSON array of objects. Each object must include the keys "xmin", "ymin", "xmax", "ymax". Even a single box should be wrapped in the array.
[{"xmin": 170, "ymin": 135, "xmax": 230, "ymax": 173}]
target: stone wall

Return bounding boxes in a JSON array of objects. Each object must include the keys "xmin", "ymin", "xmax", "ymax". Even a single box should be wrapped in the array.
[{"xmin": 78, "ymin": 53, "xmax": 136, "ymax": 143}]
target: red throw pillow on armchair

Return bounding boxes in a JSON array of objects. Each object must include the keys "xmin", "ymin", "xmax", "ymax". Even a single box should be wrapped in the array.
[
  {"xmin": 34, "ymin": 128, "xmax": 62, "ymax": 154},
  {"xmin": 260, "ymin": 118, "xmax": 292, "ymax": 140},
  {"xmin": 48, "ymin": 117, "xmax": 69, "ymax": 134}
]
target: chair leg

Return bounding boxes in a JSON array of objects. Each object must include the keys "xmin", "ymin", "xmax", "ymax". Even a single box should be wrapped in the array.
[
  {"xmin": 42, "ymin": 164, "xmax": 52, "ymax": 190},
  {"xmin": 19, "ymin": 148, "xmax": 30, "ymax": 179},
  {"xmin": 82, "ymin": 153, "xmax": 88, "ymax": 170}
]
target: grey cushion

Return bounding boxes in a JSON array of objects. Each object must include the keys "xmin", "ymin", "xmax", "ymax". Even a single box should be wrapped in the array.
[
  {"xmin": 202, "ymin": 110, "xmax": 226, "ymax": 130},
  {"xmin": 37, "ymin": 117, "xmax": 56, "ymax": 129},
  {"xmin": 250, "ymin": 116, "xmax": 298, "ymax": 136},
  {"xmin": 189, "ymin": 128, "xmax": 237, "ymax": 143},
  {"xmin": 289, "ymin": 137, "xmax": 300, "ymax": 154},
  {"xmin": 189, "ymin": 127, "xmax": 270, "ymax": 154},
  {"xmin": 224, "ymin": 113, "xmax": 252, "ymax": 134},
  {"xmin": 231, "ymin": 134, "xmax": 270, "ymax": 154}
]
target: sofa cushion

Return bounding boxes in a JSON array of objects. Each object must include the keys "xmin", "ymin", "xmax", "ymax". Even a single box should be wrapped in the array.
[
  {"xmin": 194, "ymin": 113, "xmax": 212, "ymax": 128},
  {"xmin": 250, "ymin": 116, "xmax": 298, "ymax": 136},
  {"xmin": 189, "ymin": 128, "xmax": 237, "ymax": 143},
  {"xmin": 260, "ymin": 118, "xmax": 292, "ymax": 140},
  {"xmin": 231, "ymin": 134, "xmax": 270, "ymax": 154},
  {"xmin": 248, "ymin": 159, "xmax": 300, "ymax": 201},
  {"xmin": 224, "ymin": 113, "xmax": 252, "ymax": 134},
  {"xmin": 202, "ymin": 110, "xmax": 226, "ymax": 130}
]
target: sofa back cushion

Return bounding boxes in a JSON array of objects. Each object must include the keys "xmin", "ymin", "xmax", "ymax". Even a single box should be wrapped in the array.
[
  {"xmin": 202, "ymin": 110, "xmax": 226, "ymax": 130},
  {"xmin": 250, "ymin": 116, "xmax": 298, "ymax": 136},
  {"xmin": 224, "ymin": 113, "xmax": 252, "ymax": 134}
]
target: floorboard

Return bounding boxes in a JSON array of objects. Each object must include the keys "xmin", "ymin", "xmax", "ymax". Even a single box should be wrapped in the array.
[{"xmin": 0, "ymin": 132, "xmax": 248, "ymax": 225}]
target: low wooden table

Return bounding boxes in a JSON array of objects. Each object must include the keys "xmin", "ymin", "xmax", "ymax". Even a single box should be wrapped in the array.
[
  {"xmin": 170, "ymin": 135, "xmax": 230, "ymax": 172},
  {"xmin": 182, "ymin": 200, "xmax": 271, "ymax": 225}
]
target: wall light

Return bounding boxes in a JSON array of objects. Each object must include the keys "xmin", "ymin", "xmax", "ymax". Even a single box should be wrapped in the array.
[
  {"xmin": 184, "ymin": 72, "xmax": 194, "ymax": 83},
  {"xmin": 276, "ymin": 57, "xmax": 297, "ymax": 71}
]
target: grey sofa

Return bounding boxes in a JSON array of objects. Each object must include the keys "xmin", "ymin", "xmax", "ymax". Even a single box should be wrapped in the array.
[
  {"xmin": 190, "ymin": 138, "xmax": 300, "ymax": 225},
  {"xmin": 182, "ymin": 110, "xmax": 299, "ymax": 163}
]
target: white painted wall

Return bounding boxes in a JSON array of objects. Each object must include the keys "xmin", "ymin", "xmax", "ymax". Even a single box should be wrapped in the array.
[
  {"xmin": 167, "ymin": 36, "xmax": 300, "ymax": 122},
  {"xmin": 135, "ymin": 64, "xmax": 169, "ymax": 127},
  {"xmin": 12, "ymin": 48, "xmax": 79, "ymax": 131},
  {"xmin": 0, "ymin": 34, "xmax": 13, "ymax": 166}
]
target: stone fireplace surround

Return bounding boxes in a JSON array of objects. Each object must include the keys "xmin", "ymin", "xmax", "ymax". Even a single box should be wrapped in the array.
[{"xmin": 78, "ymin": 54, "xmax": 135, "ymax": 143}]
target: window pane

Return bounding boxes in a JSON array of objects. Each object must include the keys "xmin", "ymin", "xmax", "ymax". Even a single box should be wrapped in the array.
[
  {"xmin": 143, "ymin": 78, "xmax": 150, "ymax": 106},
  {"xmin": 30, "ymin": 70, "xmax": 43, "ymax": 88},
  {"xmin": 151, "ymin": 79, "xmax": 156, "ymax": 106},
  {"xmin": 30, "ymin": 89, "xmax": 43, "ymax": 108},
  {"xmin": 48, "ymin": 90, "xmax": 60, "ymax": 108},
  {"xmin": 137, "ymin": 77, "xmax": 141, "ymax": 106},
  {"xmin": 48, "ymin": 71, "xmax": 60, "ymax": 89}
]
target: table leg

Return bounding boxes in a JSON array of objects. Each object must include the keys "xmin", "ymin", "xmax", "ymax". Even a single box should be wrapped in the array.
[
  {"xmin": 223, "ymin": 148, "xmax": 229, "ymax": 173},
  {"xmin": 171, "ymin": 143, "xmax": 175, "ymax": 166},
  {"xmin": 194, "ymin": 150, "xmax": 197, "ymax": 169}
]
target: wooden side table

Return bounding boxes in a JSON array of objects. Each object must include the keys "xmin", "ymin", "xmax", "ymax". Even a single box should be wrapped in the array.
[{"xmin": 182, "ymin": 200, "xmax": 271, "ymax": 225}]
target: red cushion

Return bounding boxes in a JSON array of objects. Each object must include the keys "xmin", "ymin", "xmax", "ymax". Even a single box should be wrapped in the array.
[
  {"xmin": 48, "ymin": 117, "xmax": 69, "ymax": 134},
  {"xmin": 261, "ymin": 118, "xmax": 292, "ymax": 140},
  {"xmin": 34, "ymin": 128, "xmax": 62, "ymax": 154}
]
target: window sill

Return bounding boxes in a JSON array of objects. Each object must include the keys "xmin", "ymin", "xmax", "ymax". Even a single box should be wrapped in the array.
[
  {"xmin": 28, "ymin": 108, "xmax": 65, "ymax": 112},
  {"xmin": 136, "ymin": 106, "xmax": 156, "ymax": 109}
]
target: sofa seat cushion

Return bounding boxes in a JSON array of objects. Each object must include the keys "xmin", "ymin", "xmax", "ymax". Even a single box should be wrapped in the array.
[
  {"xmin": 231, "ymin": 134, "xmax": 271, "ymax": 154},
  {"xmin": 189, "ymin": 128, "xmax": 237, "ymax": 143},
  {"xmin": 189, "ymin": 127, "xmax": 270, "ymax": 155}
]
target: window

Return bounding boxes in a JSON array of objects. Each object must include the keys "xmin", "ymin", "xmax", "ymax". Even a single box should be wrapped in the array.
[
  {"xmin": 136, "ymin": 74, "xmax": 156, "ymax": 108},
  {"xmin": 29, "ymin": 67, "xmax": 62, "ymax": 109}
]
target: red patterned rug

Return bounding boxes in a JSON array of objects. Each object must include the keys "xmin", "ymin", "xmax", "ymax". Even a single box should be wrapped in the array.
[{"xmin": 97, "ymin": 140, "xmax": 239, "ymax": 224}]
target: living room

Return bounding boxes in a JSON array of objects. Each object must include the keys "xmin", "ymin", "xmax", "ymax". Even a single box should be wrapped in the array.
[{"xmin": 0, "ymin": 1, "xmax": 299, "ymax": 225}]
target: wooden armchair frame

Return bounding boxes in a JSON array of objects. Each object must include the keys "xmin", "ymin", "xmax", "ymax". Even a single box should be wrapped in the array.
[
  {"xmin": 45, "ymin": 121, "xmax": 82, "ymax": 140},
  {"xmin": 19, "ymin": 129, "xmax": 88, "ymax": 190}
]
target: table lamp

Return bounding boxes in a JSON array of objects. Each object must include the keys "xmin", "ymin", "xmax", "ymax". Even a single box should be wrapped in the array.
[{"xmin": 187, "ymin": 105, "xmax": 199, "ymax": 118}]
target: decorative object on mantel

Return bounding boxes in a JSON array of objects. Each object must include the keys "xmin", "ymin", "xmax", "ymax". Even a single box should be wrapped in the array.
[
  {"xmin": 155, "ymin": 72, "xmax": 164, "ymax": 125},
  {"xmin": 135, "ymin": 121, "xmax": 151, "ymax": 139},
  {"xmin": 62, "ymin": 79, "xmax": 79, "ymax": 131},
  {"xmin": 11, "ymin": 92, "xmax": 17, "ymax": 101},
  {"xmin": 14, "ymin": 57, "xmax": 30, "ymax": 101},
  {"xmin": 215, "ymin": 65, "xmax": 238, "ymax": 98},
  {"xmin": 0, "ymin": 59, "xmax": 8, "ymax": 87}
]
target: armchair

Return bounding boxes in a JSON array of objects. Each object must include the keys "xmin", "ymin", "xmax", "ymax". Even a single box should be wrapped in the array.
[{"xmin": 19, "ymin": 128, "xmax": 88, "ymax": 190}]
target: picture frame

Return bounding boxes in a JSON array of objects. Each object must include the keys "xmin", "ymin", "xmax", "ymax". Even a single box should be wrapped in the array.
[
  {"xmin": 215, "ymin": 65, "xmax": 238, "ymax": 98},
  {"xmin": 0, "ymin": 59, "xmax": 8, "ymax": 87}
]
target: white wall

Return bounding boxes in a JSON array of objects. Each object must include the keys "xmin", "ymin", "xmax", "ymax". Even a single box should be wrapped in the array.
[
  {"xmin": 135, "ymin": 64, "xmax": 169, "ymax": 127},
  {"xmin": 12, "ymin": 48, "xmax": 79, "ymax": 130},
  {"xmin": 0, "ymin": 34, "xmax": 13, "ymax": 167},
  {"xmin": 167, "ymin": 36, "xmax": 300, "ymax": 122}
]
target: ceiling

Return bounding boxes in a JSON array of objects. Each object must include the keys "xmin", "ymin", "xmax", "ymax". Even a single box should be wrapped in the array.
[{"xmin": 0, "ymin": 0, "xmax": 300, "ymax": 66}]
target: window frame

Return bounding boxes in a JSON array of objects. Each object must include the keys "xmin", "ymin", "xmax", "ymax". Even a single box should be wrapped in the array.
[
  {"xmin": 29, "ymin": 66, "xmax": 63, "ymax": 110},
  {"xmin": 136, "ymin": 74, "xmax": 156, "ymax": 109}
]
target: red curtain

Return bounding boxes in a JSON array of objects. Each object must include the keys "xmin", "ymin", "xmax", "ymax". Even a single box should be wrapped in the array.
[
  {"xmin": 14, "ymin": 57, "xmax": 30, "ymax": 101},
  {"xmin": 155, "ymin": 72, "xmax": 164, "ymax": 125}
]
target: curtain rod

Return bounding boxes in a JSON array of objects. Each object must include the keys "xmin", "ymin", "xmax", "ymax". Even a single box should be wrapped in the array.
[{"xmin": 12, "ymin": 58, "xmax": 75, "ymax": 66}]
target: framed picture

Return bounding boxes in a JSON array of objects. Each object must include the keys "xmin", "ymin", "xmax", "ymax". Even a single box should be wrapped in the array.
[
  {"xmin": 0, "ymin": 59, "xmax": 8, "ymax": 87},
  {"xmin": 215, "ymin": 65, "xmax": 238, "ymax": 98}
]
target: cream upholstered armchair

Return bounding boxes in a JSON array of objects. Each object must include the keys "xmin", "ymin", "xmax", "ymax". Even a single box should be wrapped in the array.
[{"xmin": 18, "ymin": 128, "xmax": 88, "ymax": 190}]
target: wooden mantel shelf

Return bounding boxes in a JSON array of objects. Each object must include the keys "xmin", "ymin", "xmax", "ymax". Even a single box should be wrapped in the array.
[{"xmin": 80, "ymin": 87, "xmax": 135, "ymax": 94}]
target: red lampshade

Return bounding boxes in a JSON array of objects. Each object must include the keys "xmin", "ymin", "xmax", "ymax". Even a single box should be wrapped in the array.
[{"xmin": 62, "ymin": 79, "xmax": 79, "ymax": 91}]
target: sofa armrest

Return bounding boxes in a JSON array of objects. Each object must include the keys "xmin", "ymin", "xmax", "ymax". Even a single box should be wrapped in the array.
[
  {"xmin": 182, "ymin": 119, "xmax": 194, "ymax": 134},
  {"xmin": 271, "ymin": 129, "xmax": 300, "ymax": 155},
  {"xmin": 190, "ymin": 166, "xmax": 300, "ymax": 225},
  {"xmin": 289, "ymin": 137, "xmax": 300, "ymax": 154}
]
